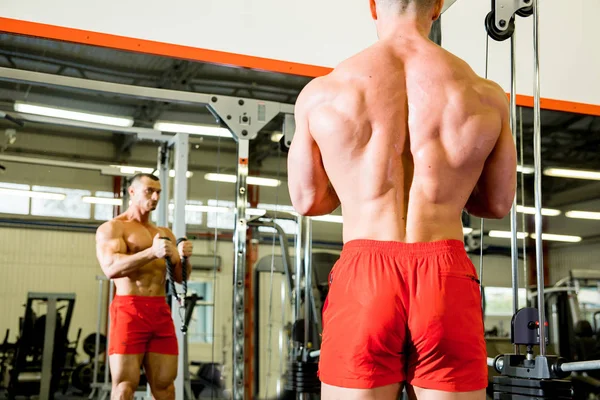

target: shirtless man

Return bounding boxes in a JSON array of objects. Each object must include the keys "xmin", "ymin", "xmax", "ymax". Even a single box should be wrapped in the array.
[
  {"xmin": 287, "ymin": 0, "xmax": 516, "ymax": 399},
  {"xmin": 95, "ymin": 173, "xmax": 193, "ymax": 400}
]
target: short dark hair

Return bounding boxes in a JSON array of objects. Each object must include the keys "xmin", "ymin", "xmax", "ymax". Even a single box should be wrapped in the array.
[
  {"xmin": 379, "ymin": 0, "xmax": 438, "ymax": 13},
  {"xmin": 130, "ymin": 173, "xmax": 159, "ymax": 186}
]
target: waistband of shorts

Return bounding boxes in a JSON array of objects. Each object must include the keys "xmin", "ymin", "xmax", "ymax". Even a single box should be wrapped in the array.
[
  {"xmin": 112, "ymin": 295, "xmax": 168, "ymax": 304},
  {"xmin": 341, "ymin": 239, "xmax": 466, "ymax": 256}
]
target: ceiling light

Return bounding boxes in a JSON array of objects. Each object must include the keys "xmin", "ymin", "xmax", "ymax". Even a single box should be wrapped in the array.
[
  {"xmin": 517, "ymin": 165, "xmax": 535, "ymax": 174},
  {"xmin": 271, "ymin": 132, "xmax": 284, "ymax": 143},
  {"xmin": 463, "ymin": 227, "xmax": 474, "ymax": 235},
  {"xmin": 247, "ymin": 208, "xmax": 267, "ymax": 216},
  {"xmin": 116, "ymin": 166, "xmax": 155, "ymax": 175},
  {"xmin": 154, "ymin": 121, "xmax": 232, "ymax": 138},
  {"xmin": 544, "ymin": 168, "xmax": 600, "ymax": 181},
  {"xmin": 565, "ymin": 211, "xmax": 600, "ymax": 220},
  {"xmin": 0, "ymin": 187, "xmax": 66, "ymax": 200},
  {"xmin": 489, "ymin": 230, "xmax": 582, "ymax": 243},
  {"xmin": 169, "ymin": 170, "xmax": 194, "ymax": 178},
  {"xmin": 531, "ymin": 233, "xmax": 582, "ymax": 243},
  {"xmin": 312, "ymin": 215, "xmax": 343, "ymax": 223},
  {"xmin": 82, "ymin": 196, "xmax": 122, "ymax": 206},
  {"xmin": 489, "ymin": 230, "xmax": 529, "ymax": 239},
  {"xmin": 14, "ymin": 101, "xmax": 134, "ymax": 128},
  {"xmin": 204, "ymin": 173, "xmax": 281, "ymax": 187},
  {"xmin": 516, "ymin": 205, "xmax": 561, "ymax": 216}
]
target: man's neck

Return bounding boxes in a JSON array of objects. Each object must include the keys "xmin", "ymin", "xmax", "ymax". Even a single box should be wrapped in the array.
[
  {"xmin": 126, "ymin": 206, "xmax": 150, "ymax": 224},
  {"xmin": 377, "ymin": 14, "xmax": 432, "ymax": 41}
]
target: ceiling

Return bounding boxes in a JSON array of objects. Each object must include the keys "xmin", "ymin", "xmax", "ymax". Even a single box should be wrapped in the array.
[{"xmin": 0, "ymin": 31, "xmax": 599, "ymax": 247}]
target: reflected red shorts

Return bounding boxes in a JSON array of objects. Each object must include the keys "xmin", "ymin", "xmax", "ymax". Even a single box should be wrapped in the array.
[
  {"xmin": 108, "ymin": 295, "xmax": 178, "ymax": 355},
  {"xmin": 318, "ymin": 240, "xmax": 487, "ymax": 392}
]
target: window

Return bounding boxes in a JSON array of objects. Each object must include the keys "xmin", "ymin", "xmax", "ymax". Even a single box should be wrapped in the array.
[
  {"xmin": 577, "ymin": 288, "xmax": 600, "ymax": 327},
  {"xmin": 94, "ymin": 191, "xmax": 117, "ymax": 221},
  {"xmin": 151, "ymin": 200, "xmax": 205, "ymax": 226},
  {"xmin": 31, "ymin": 186, "xmax": 91, "ymax": 219},
  {"xmin": 257, "ymin": 218, "xmax": 297, "ymax": 235},
  {"xmin": 207, "ymin": 199, "xmax": 236, "ymax": 230},
  {"xmin": 187, "ymin": 281, "xmax": 214, "ymax": 344},
  {"xmin": 484, "ymin": 287, "xmax": 527, "ymax": 316},
  {"xmin": 0, "ymin": 182, "xmax": 31, "ymax": 215}
]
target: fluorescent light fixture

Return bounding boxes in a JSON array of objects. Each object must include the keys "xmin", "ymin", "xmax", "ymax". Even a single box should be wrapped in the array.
[
  {"xmin": 489, "ymin": 230, "xmax": 582, "ymax": 243},
  {"xmin": 516, "ymin": 205, "xmax": 561, "ymax": 217},
  {"xmin": 204, "ymin": 173, "xmax": 281, "ymax": 187},
  {"xmin": 0, "ymin": 187, "xmax": 66, "ymax": 200},
  {"xmin": 247, "ymin": 208, "xmax": 267, "ymax": 216},
  {"xmin": 544, "ymin": 168, "xmax": 600, "ymax": 181},
  {"xmin": 116, "ymin": 166, "xmax": 155, "ymax": 175},
  {"xmin": 463, "ymin": 227, "xmax": 474, "ymax": 235},
  {"xmin": 533, "ymin": 233, "xmax": 582, "ymax": 243},
  {"xmin": 166, "ymin": 203, "xmax": 230, "ymax": 213},
  {"xmin": 169, "ymin": 170, "xmax": 193, "ymax": 178},
  {"xmin": 154, "ymin": 121, "xmax": 233, "ymax": 138},
  {"xmin": 489, "ymin": 230, "xmax": 529, "ymax": 239},
  {"xmin": 82, "ymin": 196, "xmax": 122, "ymax": 206},
  {"xmin": 565, "ymin": 210, "xmax": 600, "ymax": 220},
  {"xmin": 312, "ymin": 215, "xmax": 343, "ymax": 223},
  {"xmin": 14, "ymin": 101, "xmax": 134, "ymax": 128},
  {"xmin": 517, "ymin": 165, "xmax": 535, "ymax": 174}
]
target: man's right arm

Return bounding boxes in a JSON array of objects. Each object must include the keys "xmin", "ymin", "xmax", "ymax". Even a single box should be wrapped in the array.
[
  {"xmin": 465, "ymin": 86, "xmax": 517, "ymax": 219},
  {"xmin": 95, "ymin": 221, "xmax": 156, "ymax": 279}
]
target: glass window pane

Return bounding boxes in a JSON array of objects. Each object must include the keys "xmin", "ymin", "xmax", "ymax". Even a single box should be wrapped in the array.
[
  {"xmin": 484, "ymin": 287, "xmax": 527, "ymax": 316},
  {"xmin": 94, "ymin": 191, "xmax": 117, "ymax": 221},
  {"xmin": 207, "ymin": 199, "xmax": 235, "ymax": 230},
  {"xmin": 0, "ymin": 182, "xmax": 31, "ymax": 215},
  {"xmin": 187, "ymin": 281, "xmax": 214, "ymax": 344},
  {"xmin": 31, "ymin": 186, "xmax": 91, "ymax": 219},
  {"xmin": 258, "ymin": 218, "xmax": 297, "ymax": 235}
]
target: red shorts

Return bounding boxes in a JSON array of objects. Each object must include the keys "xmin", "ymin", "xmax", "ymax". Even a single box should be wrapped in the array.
[
  {"xmin": 108, "ymin": 295, "xmax": 178, "ymax": 355},
  {"xmin": 318, "ymin": 239, "xmax": 487, "ymax": 392}
]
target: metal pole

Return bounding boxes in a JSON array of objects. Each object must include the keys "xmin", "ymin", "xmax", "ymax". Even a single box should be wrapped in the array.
[
  {"xmin": 532, "ymin": 0, "xmax": 547, "ymax": 356},
  {"xmin": 519, "ymin": 108, "xmax": 528, "ymax": 305},
  {"xmin": 509, "ymin": 32, "xmax": 520, "ymax": 355},
  {"xmin": 39, "ymin": 298, "xmax": 57, "ymax": 400},
  {"xmin": 294, "ymin": 217, "xmax": 304, "ymax": 325},
  {"xmin": 303, "ymin": 218, "xmax": 313, "ymax": 357},
  {"xmin": 232, "ymin": 139, "xmax": 250, "ymax": 400},
  {"xmin": 104, "ymin": 281, "xmax": 114, "ymax": 393},
  {"xmin": 171, "ymin": 132, "xmax": 189, "ymax": 400},
  {"xmin": 156, "ymin": 144, "xmax": 170, "ymax": 228},
  {"xmin": 560, "ymin": 360, "xmax": 600, "ymax": 373},
  {"xmin": 90, "ymin": 278, "xmax": 104, "ymax": 398}
]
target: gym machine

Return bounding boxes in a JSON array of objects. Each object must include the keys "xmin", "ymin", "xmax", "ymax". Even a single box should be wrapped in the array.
[
  {"xmin": 7, "ymin": 292, "xmax": 77, "ymax": 400},
  {"xmin": 482, "ymin": 0, "xmax": 600, "ymax": 398}
]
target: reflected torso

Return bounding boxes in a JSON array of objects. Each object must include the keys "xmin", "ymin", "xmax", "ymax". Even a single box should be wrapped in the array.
[{"xmin": 113, "ymin": 216, "xmax": 180, "ymax": 296}]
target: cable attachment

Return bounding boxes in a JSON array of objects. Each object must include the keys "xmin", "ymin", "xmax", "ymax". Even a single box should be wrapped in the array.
[
  {"xmin": 162, "ymin": 236, "xmax": 190, "ymax": 334},
  {"xmin": 485, "ymin": 0, "xmax": 533, "ymax": 41}
]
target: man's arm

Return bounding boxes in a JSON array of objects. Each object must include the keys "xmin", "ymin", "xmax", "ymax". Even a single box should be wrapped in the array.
[
  {"xmin": 161, "ymin": 229, "xmax": 192, "ymax": 284},
  {"xmin": 287, "ymin": 82, "xmax": 341, "ymax": 216},
  {"xmin": 95, "ymin": 221, "xmax": 157, "ymax": 279},
  {"xmin": 465, "ymin": 88, "xmax": 517, "ymax": 219}
]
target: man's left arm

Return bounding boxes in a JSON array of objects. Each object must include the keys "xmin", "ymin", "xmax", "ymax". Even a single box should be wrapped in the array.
[
  {"xmin": 163, "ymin": 229, "xmax": 193, "ymax": 283},
  {"xmin": 287, "ymin": 84, "xmax": 340, "ymax": 216}
]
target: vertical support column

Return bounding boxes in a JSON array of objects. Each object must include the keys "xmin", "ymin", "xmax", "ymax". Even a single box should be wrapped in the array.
[
  {"xmin": 156, "ymin": 144, "xmax": 170, "ymax": 228},
  {"xmin": 233, "ymin": 139, "xmax": 250, "ymax": 400},
  {"xmin": 171, "ymin": 133, "xmax": 189, "ymax": 400},
  {"xmin": 39, "ymin": 298, "xmax": 57, "ymax": 400},
  {"xmin": 246, "ymin": 183, "xmax": 259, "ymax": 398},
  {"xmin": 509, "ymin": 33, "xmax": 520, "ymax": 355},
  {"xmin": 532, "ymin": 0, "xmax": 546, "ymax": 356},
  {"xmin": 303, "ymin": 218, "xmax": 313, "ymax": 358},
  {"xmin": 294, "ymin": 217, "xmax": 305, "ymax": 328}
]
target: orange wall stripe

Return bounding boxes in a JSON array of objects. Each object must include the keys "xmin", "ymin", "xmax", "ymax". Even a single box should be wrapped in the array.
[
  {"xmin": 2, "ymin": 17, "xmax": 600, "ymax": 117},
  {"xmin": 0, "ymin": 17, "xmax": 332, "ymax": 78}
]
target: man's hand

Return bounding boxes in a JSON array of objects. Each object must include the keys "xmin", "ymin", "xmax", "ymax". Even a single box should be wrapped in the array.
[
  {"xmin": 178, "ymin": 238, "xmax": 193, "ymax": 258},
  {"xmin": 152, "ymin": 233, "xmax": 174, "ymax": 259}
]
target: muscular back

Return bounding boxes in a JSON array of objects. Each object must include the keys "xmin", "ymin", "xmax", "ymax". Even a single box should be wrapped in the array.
[{"xmin": 301, "ymin": 38, "xmax": 511, "ymax": 243}]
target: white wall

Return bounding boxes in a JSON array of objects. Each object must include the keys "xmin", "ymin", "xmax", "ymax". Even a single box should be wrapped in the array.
[{"xmin": 4, "ymin": 0, "xmax": 600, "ymax": 108}]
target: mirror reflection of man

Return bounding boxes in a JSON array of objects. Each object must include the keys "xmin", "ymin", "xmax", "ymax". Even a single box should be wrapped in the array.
[{"xmin": 95, "ymin": 173, "xmax": 193, "ymax": 400}]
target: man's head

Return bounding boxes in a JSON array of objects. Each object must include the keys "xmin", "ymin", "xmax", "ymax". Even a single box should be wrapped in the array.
[
  {"xmin": 128, "ymin": 173, "xmax": 161, "ymax": 213},
  {"xmin": 369, "ymin": 0, "xmax": 444, "ymax": 34}
]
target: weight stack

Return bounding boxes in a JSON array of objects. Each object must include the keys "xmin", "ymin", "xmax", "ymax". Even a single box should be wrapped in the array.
[
  {"xmin": 493, "ymin": 376, "xmax": 573, "ymax": 399},
  {"xmin": 284, "ymin": 361, "xmax": 320, "ymax": 394}
]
